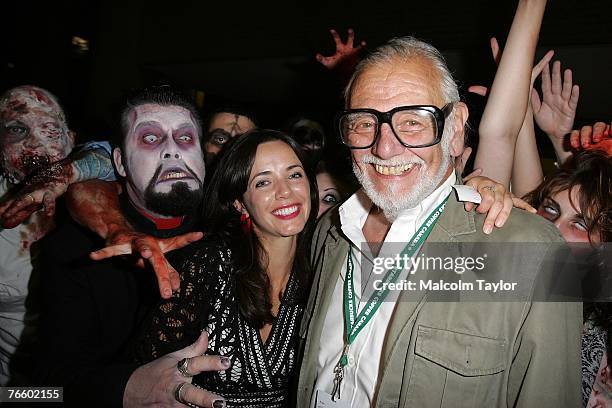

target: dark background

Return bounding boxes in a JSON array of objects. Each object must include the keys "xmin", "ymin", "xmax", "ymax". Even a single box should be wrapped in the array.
[{"xmin": 2, "ymin": 0, "xmax": 611, "ymax": 159}]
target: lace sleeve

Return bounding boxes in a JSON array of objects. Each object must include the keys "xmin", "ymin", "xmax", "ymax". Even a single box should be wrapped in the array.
[{"xmin": 135, "ymin": 239, "xmax": 231, "ymax": 362}]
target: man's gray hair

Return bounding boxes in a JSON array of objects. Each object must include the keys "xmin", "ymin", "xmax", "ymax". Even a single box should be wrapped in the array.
[{"xmin": 344, "ymin": 36, "xmax": 460, "ymax": 107}]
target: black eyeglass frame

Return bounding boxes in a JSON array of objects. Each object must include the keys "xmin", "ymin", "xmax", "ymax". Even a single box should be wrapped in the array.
[{"xmin": 337, "ymin": 103, "xmax": 454, "ymax": 149}]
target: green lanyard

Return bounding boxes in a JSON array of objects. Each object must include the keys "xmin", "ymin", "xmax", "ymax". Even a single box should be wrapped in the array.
[{"xmin": 331, "ymin": 193, "xmax": 450, "ymax": 401}]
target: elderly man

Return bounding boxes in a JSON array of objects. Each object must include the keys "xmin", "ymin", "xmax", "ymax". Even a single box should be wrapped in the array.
[
  {"xmin": 35, "ymin": 86, "xmax": 227, "ymax": 408},
  {"xmin": 0, "ymin": 85, "xmax": 114, "ymax": 385},
  {"xmin": 296, "ymin": 37, "xmax": 581, "ymax": 407}
]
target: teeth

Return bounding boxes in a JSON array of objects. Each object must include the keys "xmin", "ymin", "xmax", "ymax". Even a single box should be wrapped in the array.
[
  {"xmin": 374, "ymin": 163, "xmax": 415, "ymax": 175},
  {"xmin": 273, "ymin": 205, "xmax": 298, "ymax": 216},
  {"xmin": 161, "ymin": 171, "xmax": 187, "ymax": 180}
]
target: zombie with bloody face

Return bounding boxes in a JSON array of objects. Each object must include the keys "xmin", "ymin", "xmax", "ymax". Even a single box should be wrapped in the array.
[
  {"xmin": 0, "ymin": 85, "xmax": 76, "ymax": 385},
  {"xmin": 0, "ymin": 86, "xmax": 74, "ymax": 184},
  {"xmin": 35, "ymin": 86, "xmax": 227, "ymax": 408},
  {"xmin": 0, "ymin": 85, "xmax": 118, "ymax": 229},
  {"xmin": 0, "ymin": 84, "xmax": 118, "ymax": 385}
]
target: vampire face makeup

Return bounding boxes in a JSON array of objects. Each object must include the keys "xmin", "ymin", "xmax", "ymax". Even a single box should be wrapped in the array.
[{"xmin": 114, "ymin": 103, "xmax": 206, "ymax": 217}]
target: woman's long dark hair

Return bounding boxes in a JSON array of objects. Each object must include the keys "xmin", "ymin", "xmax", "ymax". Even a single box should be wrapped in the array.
[{"xmin": 203, "ymin": 129, "xmax": 318, "ymax": 328}]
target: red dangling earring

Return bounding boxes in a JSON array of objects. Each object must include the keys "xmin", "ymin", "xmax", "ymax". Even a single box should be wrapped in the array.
[{"xmin": 240, "ymin": 213, "xmax": 252, "ymax": 233}]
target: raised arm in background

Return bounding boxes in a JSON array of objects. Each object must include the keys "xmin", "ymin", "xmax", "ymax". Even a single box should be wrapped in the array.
[
  {"xmin": 473, "ymin": 0, "xmax": 547, "ymax": 187},
  {"xmin": 510, "ymin": 106, "xmax": 543, "ymax": 197},
  {"xmin": 510, "ymin": 58, "xmax": 579, "ymax": 196},
  {"xmin": 469, "ymin": 38, "xmax": 552, "ymax": 197},
  {"xmin": 531, "ymin": 60, "xmax": 580, "ymax": 164},
  {"xmin": 316, "ymin": 28, "xmax": 366, "ymax": 90}
]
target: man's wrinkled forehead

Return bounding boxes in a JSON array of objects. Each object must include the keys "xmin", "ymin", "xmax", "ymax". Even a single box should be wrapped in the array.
[
  {"xmin": 0, "ymin": 86, "xmax": 65, "ymax": 122},
  {"xmin": 127, "ymin": 103, "xmax": 197, "ymax": 133},
  {"xmin": 349, "ymin": 56, "xmax": 445, "ymax": 107}
]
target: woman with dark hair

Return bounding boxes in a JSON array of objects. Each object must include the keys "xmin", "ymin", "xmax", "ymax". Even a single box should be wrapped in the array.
[
  {"xmin": 137, "ymin": 129, "xmax": 318, "ymax": 407},
  {"xmin": 524, "ymin": 149, "xmax": 612, "ymax": 407},
  {"xmin": 525, "ymin": 149, "xmax": 611, "ymax": 245}
]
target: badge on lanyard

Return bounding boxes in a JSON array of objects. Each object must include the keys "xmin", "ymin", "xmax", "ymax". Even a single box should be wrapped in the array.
[
  {"xmin": 315, "ymin": 390, "xmax": 351, "ymax": 407},
  {"xmin": 331, "ymin": 194, "xmax": 450, "ymax": 401}
]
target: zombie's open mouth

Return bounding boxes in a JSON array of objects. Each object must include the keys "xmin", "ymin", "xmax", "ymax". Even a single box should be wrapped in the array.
[{"xmin": 20, "ymin": 154, "xmax": 51, "ymax": 174}]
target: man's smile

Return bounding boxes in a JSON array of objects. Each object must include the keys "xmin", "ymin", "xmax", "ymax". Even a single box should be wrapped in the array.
[{"xmin": 372, "ymin": 163, "xmax": 419, "ymax": 176}]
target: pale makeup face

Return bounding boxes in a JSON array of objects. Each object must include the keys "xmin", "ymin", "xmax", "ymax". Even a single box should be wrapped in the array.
[
  {"xmin": 237, "ymin": 141, "xmax": 310, "ymax": 241},
  {"xmin": 0, "ymin": 86, "xmax": 74, "ymax": 183},
  {"xmin": 204, "ymin": 112, "xmax": 256, "ymax": 162},
  {"xmin": 114, "ymin": 103, "xmax": 205, "ymax": 211},
  {"xmin": 316, "ymin": 172, "xmax": 342, "ymax": 219},
  {"xmin": 349, "ymin": 58, "xmax": 466, "ymax": 219},
  {"xmin": 537, "ymin": 187, "xmax": 600, "ymax": 244}
]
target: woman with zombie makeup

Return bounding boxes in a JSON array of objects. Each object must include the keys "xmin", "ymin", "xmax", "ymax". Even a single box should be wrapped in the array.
[
  {"xmin": 136, "ymin": 129, "xmax": 318, "ymax": 407},
  {"xmin": 315, "ymin": 160, "xmax": 353, "ymax": 219},
  {"xmin": 524, "ymin": 149, "xmax": 612, "ymax": 407}
]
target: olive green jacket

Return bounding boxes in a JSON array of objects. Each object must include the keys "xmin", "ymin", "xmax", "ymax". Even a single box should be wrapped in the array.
[{"xmin": 296, "ymin": 191, "xmax": 582, "ymax": 408}]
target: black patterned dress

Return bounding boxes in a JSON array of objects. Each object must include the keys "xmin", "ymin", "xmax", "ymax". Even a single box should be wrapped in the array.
[
  {"xmin": 582, "ymin": 319, "xmax": 609, "ymax": 406},
  {"xmin": 137, "ymin": 236, "xmax": 303, "ymax": 407}
]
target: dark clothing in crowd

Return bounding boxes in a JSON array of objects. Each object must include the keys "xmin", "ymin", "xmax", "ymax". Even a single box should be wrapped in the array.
[{"xmin": 34, "ymin": 195, "xmax": 196, "ymax": 407}]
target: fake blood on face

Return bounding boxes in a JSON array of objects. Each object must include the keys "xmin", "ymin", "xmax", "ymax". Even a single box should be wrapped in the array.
[{"xmin": 20, "ymin": 154, "xmax": 51, "ymax": 175}]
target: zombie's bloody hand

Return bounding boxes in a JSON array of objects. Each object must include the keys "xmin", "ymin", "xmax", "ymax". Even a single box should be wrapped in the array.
[
  {"xmin": 90, "ymin": 230, "xmax": 204, "ymax": 299},
  {"xmin": 66, "ymin": 179, "xmax": 204, "ymax": 299},
  {"xmin": 316, "ymin": 28, "xmax": 365, "ymax": 75},
  {"xmin": 0, "ymin": 144, "xmax": 114, "ymax": 228},
  {"xmin": 0, "ymin": 160, "xmax": 71, "ymax": 228},
  {"xmin": 570, "ymin": 122, "xmax": 612, "ymax": 156}
]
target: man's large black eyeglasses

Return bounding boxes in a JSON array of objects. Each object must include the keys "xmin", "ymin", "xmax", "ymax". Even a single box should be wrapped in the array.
[{"xmin": 337, "ymin": 103, "xmax": 454, "ymax": 149}]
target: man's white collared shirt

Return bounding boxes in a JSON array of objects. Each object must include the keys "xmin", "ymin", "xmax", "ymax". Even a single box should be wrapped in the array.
[{"xmin": 311, "ymin": 172, "xmax": 456, "ymax": 407}]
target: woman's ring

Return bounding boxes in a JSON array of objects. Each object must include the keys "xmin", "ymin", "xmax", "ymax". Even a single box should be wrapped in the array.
[
  {"xmin": 174, "ymin": 382, "xmax": 188, "ymax": 404},
  {"xmin": 177, "ymin": 358, "xmax": 193, "ymax": 377}
]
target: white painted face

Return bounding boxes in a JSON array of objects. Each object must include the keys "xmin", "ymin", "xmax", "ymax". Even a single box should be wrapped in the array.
[
  {"xmin": 236, "ymin": 141, "xmax": 311, "ymax": 241},
  {"xmin": 348, "ymin": 57, "xmax": 467, "ymax": 219},
  {"xmin": 0, "ymin": 86, "xmax": 74, "ymax": 183},
  {"xmin": 537, "ymin": 187, "xmax": 600, "ymax": 244},
  {"xmin": 113, "ymin": 103, "xmax": 205, "ymax": 212},
  {"xmin": 316, "ymin": 171, "xmax": 342, "ymax": 219}
]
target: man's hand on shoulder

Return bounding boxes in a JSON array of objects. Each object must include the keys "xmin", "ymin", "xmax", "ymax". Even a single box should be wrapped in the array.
[{"xmin": 463, "ymin": 170, "xmax": 536, "ymax": 234}]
